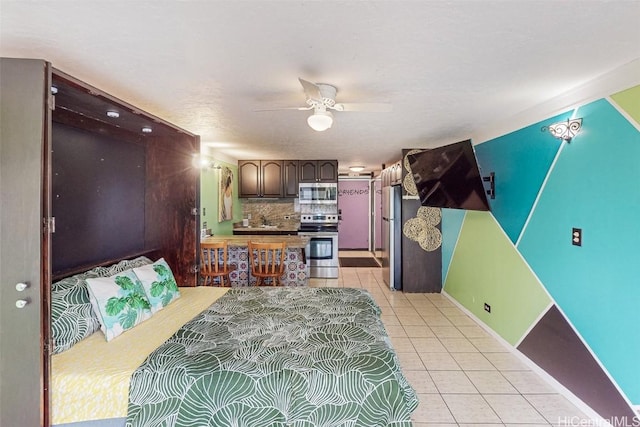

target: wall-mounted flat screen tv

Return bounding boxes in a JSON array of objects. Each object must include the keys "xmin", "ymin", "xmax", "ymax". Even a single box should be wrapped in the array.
[{"xmin": 407, "ymin": 139, "xmax": 490, "ymax": 211}]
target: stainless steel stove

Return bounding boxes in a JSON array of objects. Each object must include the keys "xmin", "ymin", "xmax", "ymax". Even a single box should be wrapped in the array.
[{"xmin": 298, "ymin": 214, "xmax": 339, "ymax": 278}]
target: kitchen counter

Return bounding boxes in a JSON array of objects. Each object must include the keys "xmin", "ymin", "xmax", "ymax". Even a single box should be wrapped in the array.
[
  {"xmin": 202, "ymin": 235, "xmax": 308, "ymax": 248},
  {"xmin": 232, "ymin": 227, "xmax": 299, "ymax": 236}
]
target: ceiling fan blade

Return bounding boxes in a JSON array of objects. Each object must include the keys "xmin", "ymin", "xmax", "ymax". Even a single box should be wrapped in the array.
[
  {"xmin": 254, "ymin": 106, "xmax": 313, "ymax": 112},
  {"xmin": 333, "ymin": 103, "xmax": 393, "ymax": 112},
  {"xmin": 298, "ymin": 78, "xmax": 322, "ymax": 101}
]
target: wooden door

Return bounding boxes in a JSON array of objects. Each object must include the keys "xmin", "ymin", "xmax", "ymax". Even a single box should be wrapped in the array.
[
  {"xmin": 283, "ymin": 160, "xmax": 299, "ymax": 198},
  {"xmin": 0, "ymin": 58, "xmax": 52, "ymax": 427},
  {"xmin": 261, "ymin": 160, "xmax": 283, "ymax": 197},
  {"xmin": 298, "ymin": 160, "xmax": 318, "ymax": 182},
  {"xmin": 317, "ymin": 160, "xmax": 338, "ymax": 182},
  {"xmin": 238, "ymin": 160, "xmax": 261, "ymax": 197}
]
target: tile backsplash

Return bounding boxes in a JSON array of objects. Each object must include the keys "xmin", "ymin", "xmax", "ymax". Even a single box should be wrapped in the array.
[
  {"xmin": 240, "ymin": 199, "xmax": 339, "ymax": 229},
  {"xmin": 241, "ymin": 199, "xmax": 300, "ymax": 229}
]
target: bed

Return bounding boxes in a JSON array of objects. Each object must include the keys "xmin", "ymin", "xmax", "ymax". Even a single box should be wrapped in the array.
[{"xmin": 51, "ymin": 259, "xmax": 418, "ymax": 427}]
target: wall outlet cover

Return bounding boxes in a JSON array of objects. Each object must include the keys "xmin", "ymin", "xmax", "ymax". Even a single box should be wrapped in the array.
[{"xmin": 572, "ymin": 227, "xmax": 582, "ymax": 246}]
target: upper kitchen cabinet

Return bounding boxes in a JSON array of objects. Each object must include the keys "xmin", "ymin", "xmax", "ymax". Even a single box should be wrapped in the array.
[
  {"xmin": 238, "ymin": 160, "xmax": 284, "ymax": 198},
  {"xmin": 299, "ymin": 160, "xmax": 338, "ymax": 183},
  {"xmin": 283, "ymin": 160, "xmax": 299, "ymax": 198}
]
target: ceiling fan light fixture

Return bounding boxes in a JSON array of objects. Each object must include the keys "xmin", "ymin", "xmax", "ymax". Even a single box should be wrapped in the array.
[{"xmin": 307, "ymin": 110, "xmax": 333, "ymax": 131}]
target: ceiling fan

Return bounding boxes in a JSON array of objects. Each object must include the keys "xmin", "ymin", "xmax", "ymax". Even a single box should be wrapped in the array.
[{"xmin": 259, "ymin": 78, "xmax": 392, "ymax": 131}]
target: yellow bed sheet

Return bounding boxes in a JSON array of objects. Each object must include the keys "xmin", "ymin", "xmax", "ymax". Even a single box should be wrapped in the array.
[{"xmin": 51, "ymin": 287, "xmax": 228, "ymax": 425}]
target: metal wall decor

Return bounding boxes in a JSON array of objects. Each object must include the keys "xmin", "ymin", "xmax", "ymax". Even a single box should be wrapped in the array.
[{"xmin": 543, "ymin": 118, "xmax": 583, "ymax": 142}]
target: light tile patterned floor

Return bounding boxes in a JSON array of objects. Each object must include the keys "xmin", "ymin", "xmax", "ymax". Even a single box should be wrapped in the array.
[{"xmin": 310, "ymin": 260, "xmax": 592, "ymax": 427}]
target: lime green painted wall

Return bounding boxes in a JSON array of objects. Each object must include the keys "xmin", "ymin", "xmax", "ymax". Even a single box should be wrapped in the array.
[
  {"xmin": 200, "ymin": 160, "xmax": 242, "ymax": 236},
  {"xmin": 443, "ymin": 211, "xmax": 551, "ymax": 345},
  {"xmin": 611, "ymin": 84, "xmax": 640, "ymax": 124}
]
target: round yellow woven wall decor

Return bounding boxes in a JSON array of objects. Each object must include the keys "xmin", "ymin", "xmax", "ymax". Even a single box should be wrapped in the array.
[
  {"xmin": 403, "ymin": 149, "xmax": 424, "ymax": 172},
  {"xmin": 403, "ymin": 217, "xmax": 426, "ymax": 241},
  {"xmin": 417, "ymin": 206, "xmax": 441, "ymax": 226},
  {"xmin": 402, "ymin": 214, "xmax": 442, "ymax": 252},
  {"xmin": 403, "ymin": 173, "xmax": 418, "ymax": 196},
  {"xmin": 419, "ymin": 227, "xmax": 442, "ymax": 252}
]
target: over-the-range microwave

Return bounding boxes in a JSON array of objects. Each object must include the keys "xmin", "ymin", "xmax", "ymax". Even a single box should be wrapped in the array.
[{"xmin": 298, "ymin": 183, "xmax": 338, "ymax": 204}]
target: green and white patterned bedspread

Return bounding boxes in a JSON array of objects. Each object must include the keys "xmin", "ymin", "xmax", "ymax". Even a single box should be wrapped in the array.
[{"xmin": 126, "ymin": 287, "xmax": 418, "ymax": 427}]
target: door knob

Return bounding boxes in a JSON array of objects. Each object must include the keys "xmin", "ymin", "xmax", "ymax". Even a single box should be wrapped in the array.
[
  {"xmin": 16, "ymin": 300, "xmax": 28, "ymax": 309},
  {"xmin": 16, "ymin": 282, "xmax": 28, "ymax": 292}
]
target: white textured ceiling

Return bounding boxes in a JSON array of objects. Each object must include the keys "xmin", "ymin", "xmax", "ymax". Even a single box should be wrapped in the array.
[{"xmin": 1, "ymin": 1, "xmax": 639, "ymax": 172}]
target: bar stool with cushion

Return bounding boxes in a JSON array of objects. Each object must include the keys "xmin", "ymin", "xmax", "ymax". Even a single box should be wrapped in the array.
[
  {"xmin": 201, "ymin": 241, "xmax": 237, "ymax": 287},
  {"xmin": 248, "ymin": 241, "xmax": 287, "ymax": 286}
]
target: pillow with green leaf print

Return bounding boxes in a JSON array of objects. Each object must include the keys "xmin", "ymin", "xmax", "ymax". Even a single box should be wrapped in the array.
[
  {"xmin": 86, "ymin": 269, "xmax": 153, "ymax": 341},
  {"xmin": 133, "ymin": 258, "xmax": 180, "ymax": 313}
]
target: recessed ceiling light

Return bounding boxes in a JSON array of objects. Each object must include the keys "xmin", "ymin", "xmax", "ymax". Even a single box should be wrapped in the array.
[
  {"xmin": 349, "ymin": 166, "xmax": 365, "ymax": 172},
  {"xmin": 141, "ymin": 126, "xmax": 153, "ymax": 133},
  {"xmin": 106, "ymin": 111, "xmax": 120, "ymax": 118}
]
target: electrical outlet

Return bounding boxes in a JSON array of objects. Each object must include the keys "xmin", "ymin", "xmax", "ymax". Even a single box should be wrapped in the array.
[
  {"xmin": 572, "ymin": 227, "xmax": 582, "ymax": 246},
  {"xmin": 484, "ymin": 303, "xmax": 491, "ymax": 313},
  {"xmin": 247, "ymin": 214, "xmax": 252, "ymax": 220}
]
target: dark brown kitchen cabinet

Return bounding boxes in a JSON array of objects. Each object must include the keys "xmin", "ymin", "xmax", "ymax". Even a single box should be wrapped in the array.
[
  {"xmin": 283, "ymin": 160, "xmax": 299, "ymax": 198},
  {"xmin": 238, "ymin": 160, "xmax": 284, "ymax": 198},
  {"xmin": 299, "ymin": 160, "xmax": 338, "ymax": 183}
]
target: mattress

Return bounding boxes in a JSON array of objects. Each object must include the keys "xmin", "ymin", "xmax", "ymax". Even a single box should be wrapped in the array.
[
  {"xmin": 126, "ymin": 287, "xmax": 418, "ymax": 426},
  {"xmin": 51, "ymin": 287, "xmax": 228, "ymax": 426}
]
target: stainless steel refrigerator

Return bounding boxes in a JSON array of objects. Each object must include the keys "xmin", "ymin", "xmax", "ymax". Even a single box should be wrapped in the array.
[{"xmin": 382, "ymin": 185, "xmax": 402, "ymax": 290}]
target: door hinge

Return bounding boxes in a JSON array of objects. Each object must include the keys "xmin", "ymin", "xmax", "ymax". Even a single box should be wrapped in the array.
[
  {"xmin": 48, "ymin": 95, "xmax": 56, "ymax": 111},
  {"xmin": 44, "ymin": 217, "xmax": 55, "ymax": 234}
]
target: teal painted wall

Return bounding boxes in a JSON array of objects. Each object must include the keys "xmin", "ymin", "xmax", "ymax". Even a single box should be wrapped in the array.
[
  {"xmin": 200, "ymin": 159, "xmax": 241, "ymax": 236},
  {"xmin": 444, "ymin": 84, "xmax": 640, "ymax": 406},
  {"xmin": 441, "ymin": 208, "xmax": 465, "ymax": 284},
  {"xmin": 518, "ymin": 97, "xmax": 640, "ymax": 403},
  {"xmin": 474, "ymin": 114, "xmax": 565, "ymax": 243}
]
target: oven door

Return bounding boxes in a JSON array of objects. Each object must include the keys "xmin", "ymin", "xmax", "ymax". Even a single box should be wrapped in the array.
[
  {"xmin": 308, "ymin": 236, "xmax": 335, "ymax": 260},
  {"xmin": 299, "ymin": 232, "xmax": 339, "ymax": 278}
]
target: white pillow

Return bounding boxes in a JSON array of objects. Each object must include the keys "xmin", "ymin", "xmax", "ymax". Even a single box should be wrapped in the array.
[
  {"xmin": 133, "ymin": 258, "xmax": 180, "ymax": 313},
  {"xmin": 86, "ymin": 269, "xmax": 153, "ymax": 341}
]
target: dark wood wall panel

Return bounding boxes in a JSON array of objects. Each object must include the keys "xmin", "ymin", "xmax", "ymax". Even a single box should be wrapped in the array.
[
  {"xmin": 51, "ymin": 122, "xmax": 146, "ymax": 275},
  {"xmin": 145, "ymin": 134, "xmax": 199, "ymax": 287},
  {"xmin": 400, "ymin": 198, "xmax": 442, "ymax": 292},
  {"xmin": 518, "ymin": 305, "xmax": 636, "ymax": 419}
]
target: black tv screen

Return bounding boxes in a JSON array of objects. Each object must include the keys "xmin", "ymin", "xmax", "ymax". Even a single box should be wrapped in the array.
[{"xmin": 407, "ymin": 139, "xmax": 490, "ymax": 211}]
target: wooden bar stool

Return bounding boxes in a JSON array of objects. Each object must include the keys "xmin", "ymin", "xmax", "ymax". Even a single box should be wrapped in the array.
[
  {"xmin": 201, "ymin": 241, "xmax": 237, "ymax": 287},
  {"xmin": 248, "ymin": 241, "xmax": 286, "ymax": 286}
]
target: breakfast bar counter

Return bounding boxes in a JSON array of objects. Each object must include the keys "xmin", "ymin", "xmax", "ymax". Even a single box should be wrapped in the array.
[
  {"xmin": 202, "ymin": 235, "xmax": 308, "ymax": 248},
  {"xmin": 201, "ymin": 235, "xmax": 309, "ymax": 287}
]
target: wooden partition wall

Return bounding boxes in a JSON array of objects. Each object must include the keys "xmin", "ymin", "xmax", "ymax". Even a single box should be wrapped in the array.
[{"xmin": 51, "ymin": 70, "xmax": 200, "ymax": 286}]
